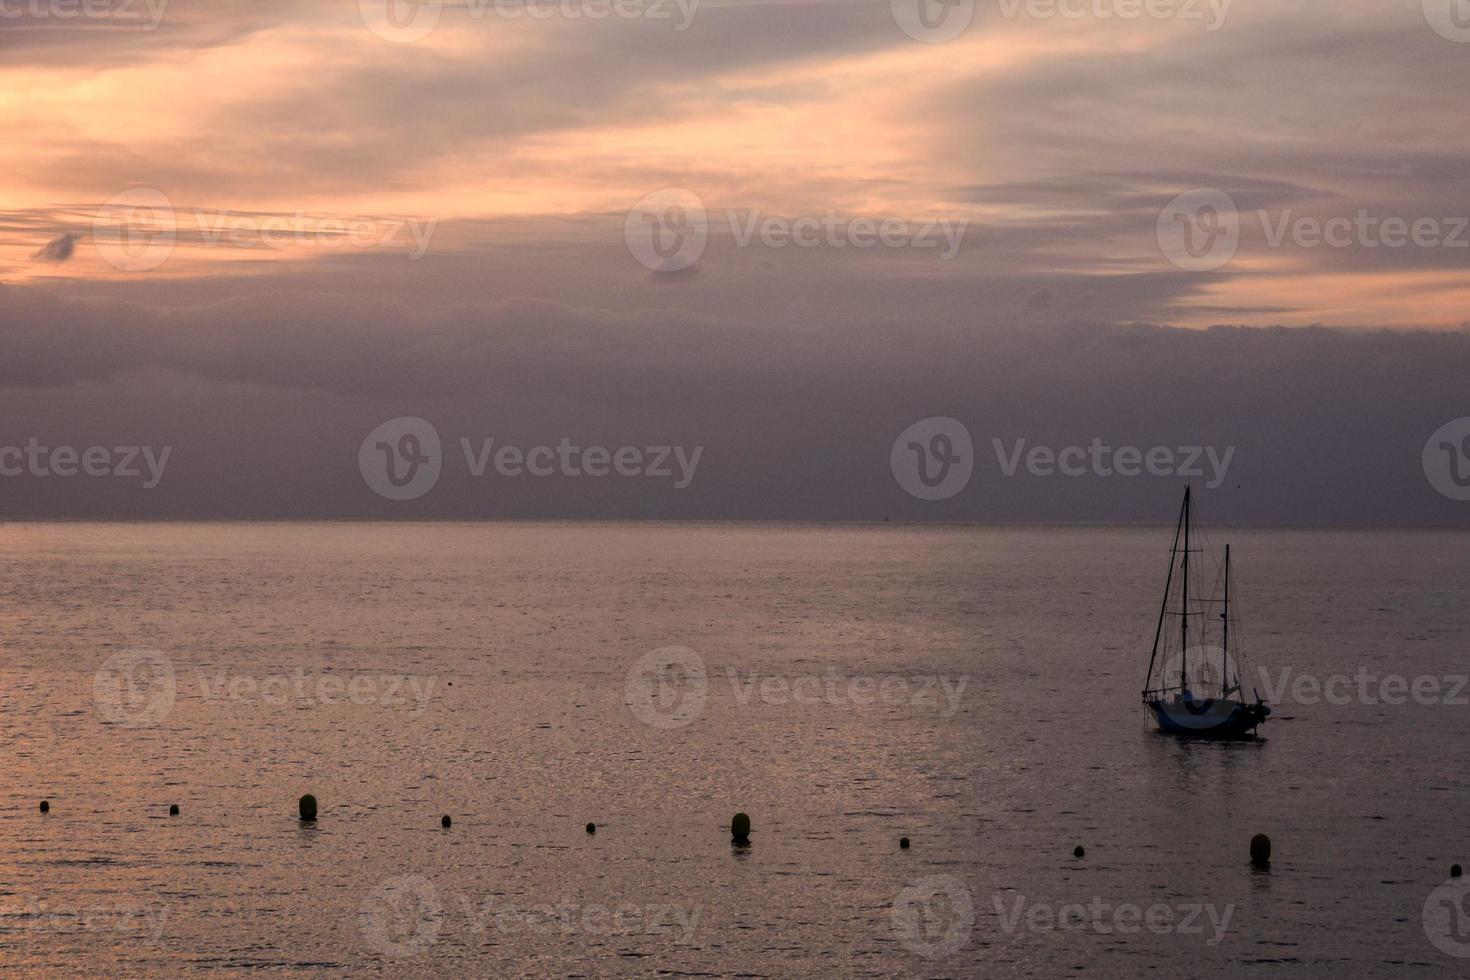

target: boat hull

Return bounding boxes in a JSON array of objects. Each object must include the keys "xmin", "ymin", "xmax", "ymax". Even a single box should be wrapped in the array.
[{"xmin": 1145, "ymin": 696, "xmax": 1268, "ymax": 739}]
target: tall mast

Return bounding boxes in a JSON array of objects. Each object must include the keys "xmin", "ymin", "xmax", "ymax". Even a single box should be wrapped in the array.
[
  {"xmin": 1180, "ymin": 486, "xmax": 1190, "ymax": 692},
  {"xmin": 1222, "ymin": 543, "xmax": 1230, "ymax": 696},
  {"xmin": 1144, "ymin": 488, "xmax": 1187, "ymax": 697}
]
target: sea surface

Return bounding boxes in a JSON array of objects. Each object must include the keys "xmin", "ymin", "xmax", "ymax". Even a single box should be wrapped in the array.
[{"xmin": 0, "ymin": 522, "xmax": 1467, "ymax": 977}]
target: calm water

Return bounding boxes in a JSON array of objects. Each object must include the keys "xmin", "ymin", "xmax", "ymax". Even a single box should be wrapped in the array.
[{"xmin": 1, "ymin": 522, "xmax": 1468, "ymax": 977}]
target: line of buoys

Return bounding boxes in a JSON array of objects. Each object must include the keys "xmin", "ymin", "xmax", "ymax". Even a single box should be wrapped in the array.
[
  {"xmin": 731, "ymin": 812, "xmax": 751, "ymax": 845},
  {"xmin": 585, "ymin": 822, "xmax": 596, "ymax": 834},
  {"xmin": 441, "ymin": 814, "xmax": 452, "ymax": 829},
  {"xmin": 1250, "ymin": 833, "xmax": 1271, "ymax": 868},
  {"xmin": 169, "ymin": 804, "xmax": 179, "ymax": 816},
  {"xmin": 298, "ymin": 794, "xmax": 317, "ymax": 822},
  {"xmin": 39, "ymin": 800, "xmax": 49, "ymax": 814}
]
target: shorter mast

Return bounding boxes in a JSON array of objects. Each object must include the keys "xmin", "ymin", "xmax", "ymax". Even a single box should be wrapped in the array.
[
  {"xmin": 1222, "ymin": 544, "xmax": 1230, "ymax": 697},
  {"xmin": 1180, "ymin": 486, "xmax": 1190, "ymax": 692}
]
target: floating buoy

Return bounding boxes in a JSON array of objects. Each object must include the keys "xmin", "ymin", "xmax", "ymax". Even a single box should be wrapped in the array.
[
  {"xmin": 39, "ymin": 800, "xmax": 49, "ymax": 814},
  {"xmin": 169, "ymin": 804, "xmax": 180, "ymax": 816},
  {"xmin": 1074, "ymin": 845, "xmax": 1085, "ymax": 859},
  {"xmin": 585, "ymin": 822, "xmax": 596, "ymax": 834},
  {"xmin": 1453, "ymin": 864, "xmax": 1463, "ymax": 879},
  {"xmin": 731, "ymin": 812, "xmax": 751, "ymax": 845},
  {"xmin": 299, "ymin": 794, "xmax": 318, "ymax": 822},
  {"xmin": 1250, "ymin": 833, "xmax": 1271, "ymax": 867},
  {"xmin": 441, "ymin": 815, "xmax": 452, "ymax": 829},
  {"xmin": 899, "ymin": 837, "xmax": 910, "ymax": 849}
]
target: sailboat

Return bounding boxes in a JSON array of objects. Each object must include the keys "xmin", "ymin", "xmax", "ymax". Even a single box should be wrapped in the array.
[{"xmin": 1142, "ymin": 486, "xmax": 1271, "ymax": 739}]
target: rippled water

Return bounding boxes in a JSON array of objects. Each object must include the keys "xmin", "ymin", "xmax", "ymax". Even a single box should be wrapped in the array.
[{"xmin": 1, "ymin": 522, "xmax": 1468, "ymax": 977}]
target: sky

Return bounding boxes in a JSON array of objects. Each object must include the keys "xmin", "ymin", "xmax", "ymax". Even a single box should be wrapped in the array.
[{"xmin": 1, "ymin": 0, "xmax": 1468, "ymax": 522}]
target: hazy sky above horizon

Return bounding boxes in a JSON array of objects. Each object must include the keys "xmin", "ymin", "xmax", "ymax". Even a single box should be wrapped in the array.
[{"xmin": 2, "ymin": 0, "xmax": 1469, "ymax": 521}]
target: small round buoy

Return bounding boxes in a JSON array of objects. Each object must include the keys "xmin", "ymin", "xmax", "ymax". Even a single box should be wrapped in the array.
[
  {"xmin": 899, "ymin": 837, "xmax": 910, "ymax": 849},
  {"xmin": 39, "ymin": 800, "xmax": 49, "ymax": 814},
  {"xmin": 298, "ymin": 794, "xmax": 318, "ymax": 822},
  {"xmin": 1074, "ymin": 845, "xmax": 1085, "ymax": 859},
  {"xmin": 585, "ymin": 822, "xmax": 596, "ymax": 834},
  {"xmin": 1250, "ymin": 833, "xmax": 1271, "ymax": 867},
  {"xmin": 169, "ymin": 804, "xmax": 180, "ymax": 816},
  {"xmin": 441, "ymin": 814, "xmax": 452, "ymax": 829},
  {"xmin": 1453, "ymin": 864, "xmax": 1463, "ymax": 879},
  {"xmin": 731, "ymin": 812, "xmax": 751, "ymax": 845}
]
